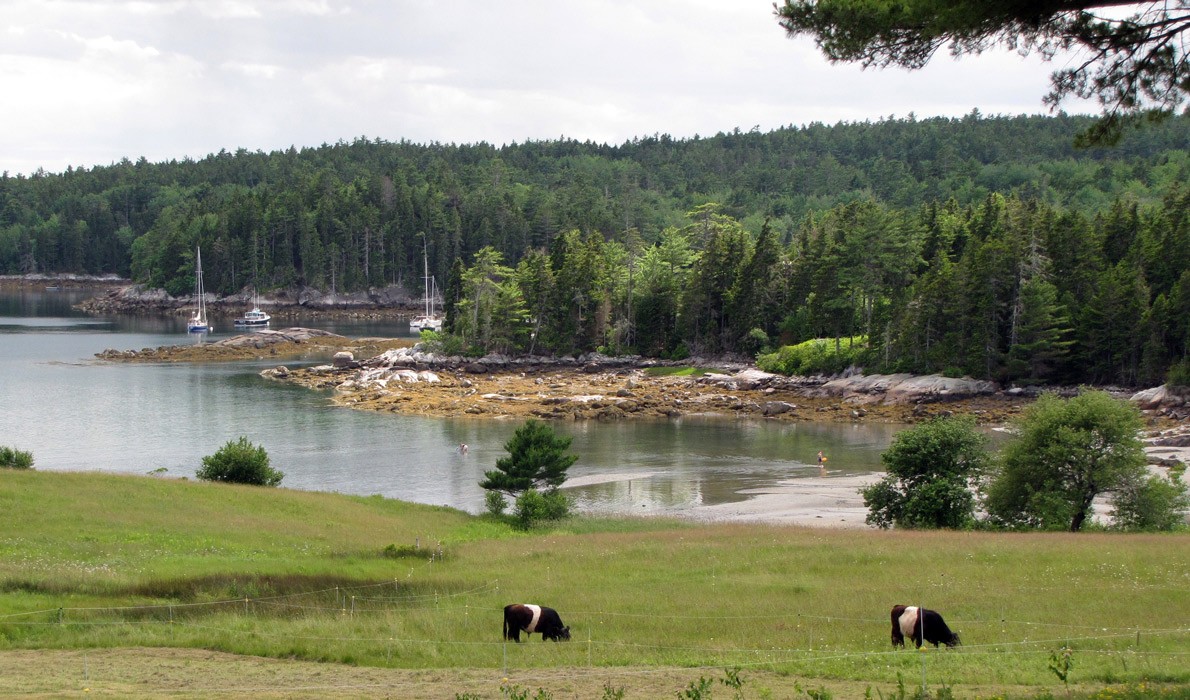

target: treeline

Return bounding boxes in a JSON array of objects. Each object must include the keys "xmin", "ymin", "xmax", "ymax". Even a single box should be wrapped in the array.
[
  {"xmin": 447, "ymin": 191, "xmax": 1189, "ymax": 388},
  {"xmin": 0, "ymin": 113, "xmax": 1187, "ymax": 385}
]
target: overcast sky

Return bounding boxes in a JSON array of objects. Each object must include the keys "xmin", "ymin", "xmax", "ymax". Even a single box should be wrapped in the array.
[{"xmin": 2, "ymin": 0, "xmax": 1094, "ymax": 176}]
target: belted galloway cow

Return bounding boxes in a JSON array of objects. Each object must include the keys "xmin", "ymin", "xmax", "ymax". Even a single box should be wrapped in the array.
[
  {"xmin": 890, "ymin": 605, "xmax": 960, "ymax": 648},
  {"xmin": 503, "ymin": 603, "xmax": 570, "ymax": 642}
]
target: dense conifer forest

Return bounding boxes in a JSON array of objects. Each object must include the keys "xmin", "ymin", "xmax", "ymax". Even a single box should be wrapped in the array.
[{"xmin": 2, "ymin": 112, "xmax": 1187, "ymax": 386}]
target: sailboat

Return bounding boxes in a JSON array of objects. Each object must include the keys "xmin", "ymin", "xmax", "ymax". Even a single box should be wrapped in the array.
[
  {"xmin": 409, "ymin": 247, "xmax": 443, "ymax": 333},
  {"xmin": 233, "ymin": 288, "xmax": 271, "ymax": 328},
  {"xmin": 186, "ymin": 246, "xmax": 212, "ymax": 333}
]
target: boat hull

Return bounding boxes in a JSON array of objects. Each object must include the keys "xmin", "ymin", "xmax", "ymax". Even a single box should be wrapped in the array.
[{"xmin": 409, "ymin": 315, "xmax": 442, "ymax": 332}]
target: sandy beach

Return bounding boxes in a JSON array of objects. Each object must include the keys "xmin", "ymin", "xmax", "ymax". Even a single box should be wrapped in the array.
[{"xmin": 683, "ymin": 472, "xmax": 883, "ymax": 528}]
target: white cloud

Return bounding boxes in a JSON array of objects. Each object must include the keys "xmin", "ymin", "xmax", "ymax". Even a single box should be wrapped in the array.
[
  {"xmin": 0, "ymin": 0, "xmax": 1095, "ymax": 175},
  {"xmin": 221, "ymin": 61, "xmax": 280, "ymax": 79}
]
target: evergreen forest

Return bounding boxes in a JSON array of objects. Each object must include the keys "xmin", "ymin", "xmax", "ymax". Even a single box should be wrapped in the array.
[{"xmin": 2, "ymin": 112, "xmax": 1188, "ymax": 387}]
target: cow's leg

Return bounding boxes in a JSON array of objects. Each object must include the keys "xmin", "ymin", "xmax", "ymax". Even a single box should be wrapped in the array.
[{"xmin": 891, "ymin": 628, "xmax": 904, "ymax": 647}]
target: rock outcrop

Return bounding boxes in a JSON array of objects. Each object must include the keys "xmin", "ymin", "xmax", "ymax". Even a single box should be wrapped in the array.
[{"xmin": 1130, "ymin": 385, "xmax": 1190, "ymax": 421}]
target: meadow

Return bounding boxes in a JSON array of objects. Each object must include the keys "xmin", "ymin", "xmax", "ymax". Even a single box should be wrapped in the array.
[{"xmin": 1, "ymin": 470, "xmax": 1187, "ymax": 699}]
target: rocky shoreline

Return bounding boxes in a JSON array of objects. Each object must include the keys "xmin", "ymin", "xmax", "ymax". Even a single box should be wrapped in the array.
[
  {"xmin": 95, "ymin": 328, "xmax": 1190, "ymax": 472},
  {"xmin": 71, "ymin": 280, "xmax": 427, "ymax": 320},
  {"xmin": 262, "ymin": 343, "xmax": 1038, "ymax": 425}
]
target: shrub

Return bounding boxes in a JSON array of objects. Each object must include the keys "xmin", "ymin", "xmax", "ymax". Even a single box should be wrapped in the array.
[
  {"xmin": 0, "ymin": 446, "xmax": 34, "ymax": 469},
  {"xmin": 512, "ymin": 488, "xmax": 572, "ymax": 529},
  {"xmin": 860, "ymin": 416, "xmax": 988, "ymax": 529},
  {"xmin": 484, "ymin": 490, "xmax": 509, "ymax": 516},
  {"xmin": 196, "ymin": 437, "xmax": 283, "ymax": 486},
  {"xmin": 1110, "ymin": 465, "xmax": 1190, "ymax": 531},
  {"xmin": 1167, "ymin": 357, "xmax": 1190, "ymax": 388},
  {"xmin": 756, "ymin": 336, "xmax": 867, "ymax": 376}
]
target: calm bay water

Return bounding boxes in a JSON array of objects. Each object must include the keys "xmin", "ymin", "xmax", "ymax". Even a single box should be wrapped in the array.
[{"xmin": 0, "ymin": 287, "xmax": 899, "ymax": 517}]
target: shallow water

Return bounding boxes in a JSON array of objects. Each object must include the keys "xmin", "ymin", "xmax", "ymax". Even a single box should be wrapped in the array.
[{"xmin": 1, "ymin": 287, "xmax": 898, "ymax": 516}]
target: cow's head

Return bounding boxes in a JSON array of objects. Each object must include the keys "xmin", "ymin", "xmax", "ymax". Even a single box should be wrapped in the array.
[{"xmin": 554, "ymin": 626, "xmax": 571, "ymax": 641}]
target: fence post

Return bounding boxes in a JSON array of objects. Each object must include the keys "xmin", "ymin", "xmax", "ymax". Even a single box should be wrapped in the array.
[{"xmin": 920, "ymin": 602, "xmax": 927, "ymax": 696}]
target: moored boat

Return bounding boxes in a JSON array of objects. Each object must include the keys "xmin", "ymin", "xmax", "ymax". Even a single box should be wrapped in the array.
[
  {"xmin": 187, "ymin": 246, "xmax": 212, "ymax": 333},
  {"xmin": 233, "ymin": 290, "xmax": 270, "ymax": 328},
  {"xmin": 409, "ymin": 246, "xmax": 443, "ymax": 333}
]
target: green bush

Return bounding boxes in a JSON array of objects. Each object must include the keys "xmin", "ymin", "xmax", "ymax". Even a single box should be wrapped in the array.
[
  {"xmin": 860, "ymin": 416, "xmax": 988, "ymax": 529},
  {"xmin": 1167, "ymin": 357, "xmax": 1190, "ymax": 388},
  {"xmin": 756, "ymin": 336, "xmax": 867, "ymax": 376},
  {"xmin": 0, "ymin": 446, "xmax": 34, "ymax": 469},
  {"xmin": 422, "ymin": 331, "xmax": 467, "ymax": 357},
  {"xmin": 196, "ymin": 437, "xmax": 283, "ymax": 486},
  {"xmin": 1111, "ymin": 465, "xmax": 1190, "ymax": 531},
  {"xmin": 513, "ymin": 488, "xmax": 572, "ymax": 529},
  {"xmin": 484, "ymin": 490, "xmax": 509, "ymax": 516}
]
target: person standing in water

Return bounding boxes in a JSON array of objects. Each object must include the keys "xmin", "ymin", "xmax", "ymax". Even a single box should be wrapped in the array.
[{"xmin": 817, "ymin": 450, "xmax": 827, "ymax": 472}]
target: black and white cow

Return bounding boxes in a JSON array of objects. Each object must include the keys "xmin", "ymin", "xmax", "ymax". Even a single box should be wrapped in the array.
[
  {"xmin": 890, "ymin": 605, "xmax": 960, "ymax": 648},
  {"xmin": 503, "ymin": 603, "xmax": 571, "ymax": 642}
]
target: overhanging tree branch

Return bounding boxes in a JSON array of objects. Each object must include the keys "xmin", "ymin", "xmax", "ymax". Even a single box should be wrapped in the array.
[{"xmin": 774, "ymin": 0, "xmax": 1189, "ymax": 145}]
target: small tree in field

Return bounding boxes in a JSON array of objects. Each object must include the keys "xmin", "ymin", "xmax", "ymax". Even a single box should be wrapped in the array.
[
  {"xmin": 196, "ymin": 437, "xmax": 283, "ymax": 486},
  {"xmin": 480, "ymin": 420, "xmax": 577, "ymax": 524},
  {"xmin": 985, "ymin": 391, "xmax": 1150, "ymax": 531},
  {"xmin": 861, "ymin": 416, "xmax": 989, "ymax": 529}
]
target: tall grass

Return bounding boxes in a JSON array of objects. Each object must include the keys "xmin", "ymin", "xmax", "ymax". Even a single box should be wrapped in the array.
[{"xmin": 2, "ymin": 470, "xmax": 1187, "ymax": 696}]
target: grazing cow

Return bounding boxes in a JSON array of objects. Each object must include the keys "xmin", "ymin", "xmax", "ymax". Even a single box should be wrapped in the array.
[
  {"xmin": 503, "ymin": 603, "xmax": 571, "ymax": 643},
  {"xmin": 890, "ymin": 605, "xmax": 960, "ymax": 648}
]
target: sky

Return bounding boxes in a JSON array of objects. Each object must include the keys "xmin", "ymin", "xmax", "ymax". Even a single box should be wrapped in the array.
[{"xmin": 1, "ymin": 0, "xmax": 1096, "ymax": 176}]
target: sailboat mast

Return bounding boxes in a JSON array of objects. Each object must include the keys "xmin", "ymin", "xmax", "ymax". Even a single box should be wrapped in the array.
[{"xmin": 423, "ymin": 244, "xmax": 431, "ymax": 317}]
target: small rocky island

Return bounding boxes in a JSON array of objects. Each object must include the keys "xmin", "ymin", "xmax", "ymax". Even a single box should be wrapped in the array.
[{"xmin": 98, "ymin": 328, "xmax": 1190, "ymax": 466}]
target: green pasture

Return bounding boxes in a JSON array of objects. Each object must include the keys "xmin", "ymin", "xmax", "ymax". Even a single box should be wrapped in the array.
[{"xmin": 1, "ymin": 470, "xmax": 1188, "ymax": 698}]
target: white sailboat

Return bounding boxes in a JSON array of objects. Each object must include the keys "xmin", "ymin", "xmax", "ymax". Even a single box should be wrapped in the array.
[
  {"xmin": 186, "ymin": 246, "xmax": 212, "ymax": 333},
  {"xmin": 409, "ymin": 247, "xmax": 443, "ymax": 333}
]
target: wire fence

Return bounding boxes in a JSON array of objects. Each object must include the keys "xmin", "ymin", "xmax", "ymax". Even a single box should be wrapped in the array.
[{"xmin": 3, "ymin": 573, "xmax": 1188, "ymax": 696}]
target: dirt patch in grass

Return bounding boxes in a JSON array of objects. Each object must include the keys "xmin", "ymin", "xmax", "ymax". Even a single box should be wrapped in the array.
[{"xmin": 0, "ymin": 647, "xmax": 1062, "ymax": 699}]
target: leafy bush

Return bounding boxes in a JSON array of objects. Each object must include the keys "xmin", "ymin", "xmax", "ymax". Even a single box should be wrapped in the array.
[
  {"xmin": 196, "ymin": 437, "xmax": 283, "ymax": 486},
  {"xmin": 484, "ymin": 490, "xmax": 509, "ymax": 516},
  {"xmin": 0, "ymin": 446, "xmax": 34, "ymax": 469},
  {"xmin": 1110, "ymin": 465, "xmax": 1190, "ymax": 531},
  {"xmin": 1167, "ymin": 357, "xmax": 1190, "ymax": 388},
  {"xmin": 421, "ymin": 331, "xmax": 467, "ymax": 357},
  {"xmin": 756, "ymin": 336, "xmax": 867, "ymax": 376},
  {"xmin": 861, "ymin": 416, "xmax": 988, "ymax": 529},
  {"xmin": 513, "ymin": 488, "xmax": 572, "ymax": 529}
]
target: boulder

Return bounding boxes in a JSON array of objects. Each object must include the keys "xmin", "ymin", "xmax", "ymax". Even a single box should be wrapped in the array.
[
  {"xmin": 817, "ymin": 373, "xmax": 997, "ymax": 404},
  {"xmin": 332, "ymin": 351, "xmax": 355, "ymax": 368},
  {"xmin": 1131, "ymin": 385, "xmax": 1188, "ymax": 410},
  {"xmin": 762, "ymin": 401, "xmax": 795, "ymax": 416}
]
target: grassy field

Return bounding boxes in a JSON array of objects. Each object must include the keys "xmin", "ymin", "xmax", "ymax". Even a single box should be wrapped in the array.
[{"xmin": 1, "ymin": 470, "xmax": 1188, "ymax": 699}]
